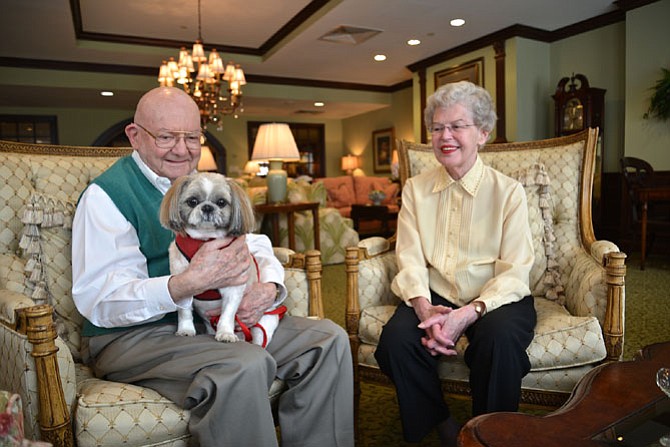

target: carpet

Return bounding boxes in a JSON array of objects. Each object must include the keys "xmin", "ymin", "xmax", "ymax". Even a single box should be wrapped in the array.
[{"xmin": 321, "ymin": 252, "xmax": 670, "ymax": 446}]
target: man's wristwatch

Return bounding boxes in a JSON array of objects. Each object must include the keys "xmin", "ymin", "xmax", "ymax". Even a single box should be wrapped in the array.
[{"xmin": 472, "ymin": 301, "xmax": 486, "ymax": 319}]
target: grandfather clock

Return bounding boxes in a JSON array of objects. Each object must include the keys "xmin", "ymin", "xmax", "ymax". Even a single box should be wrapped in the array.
[{"xmin": 553, "ymin": 73, "xmax": 606, "ymax": 227}]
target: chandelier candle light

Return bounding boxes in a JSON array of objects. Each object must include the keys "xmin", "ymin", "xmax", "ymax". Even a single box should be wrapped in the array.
[
  {"xmin": 251, "ymin": 123, "xmax": 300, "ymax": 204},
  {"xmin": 157, "ymin": 0, "xmax": 246, "ymax": 127}
]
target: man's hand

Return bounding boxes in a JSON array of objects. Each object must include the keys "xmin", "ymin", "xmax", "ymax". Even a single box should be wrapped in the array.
[
  {"xmin": 203, "ymin": 282, "xmax": 277, "ymax": 329},
  {"xmin": 235, "ymin": 283, "xmax": 277, "ymax": 328},
  {"xmin": 168, "ymin": 236, "xmax": 251, "ymax": 301}
]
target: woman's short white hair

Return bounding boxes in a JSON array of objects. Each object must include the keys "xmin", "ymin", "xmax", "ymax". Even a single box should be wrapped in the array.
[{"xmin": 424, "ymin": 81, "xmax": 497, "ymax": 134}]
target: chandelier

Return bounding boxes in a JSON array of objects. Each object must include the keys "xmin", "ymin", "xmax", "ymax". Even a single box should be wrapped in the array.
[{"xmin": 157, "ymin": 0, "xmax": 246, "ymax": 127}]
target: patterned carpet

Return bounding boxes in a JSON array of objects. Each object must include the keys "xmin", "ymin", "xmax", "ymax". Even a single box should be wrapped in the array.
[{"xmin": 321, "ymin": 252, "xmax": 670, "ymax": 446}]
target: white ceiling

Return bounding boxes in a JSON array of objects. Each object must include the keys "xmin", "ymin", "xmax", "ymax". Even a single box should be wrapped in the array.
[{"xmin": 0, "ymin": 0, "xmax": 621, "ymax": 118}]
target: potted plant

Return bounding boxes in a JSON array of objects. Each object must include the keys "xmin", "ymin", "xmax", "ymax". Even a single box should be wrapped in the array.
[{"xmin": 644, "ymin": 67, "xmax": 670, "ymax": 121}]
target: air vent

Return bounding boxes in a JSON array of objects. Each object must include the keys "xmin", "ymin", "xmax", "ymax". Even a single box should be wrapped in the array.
[
  {"xmin": 319, "ymin": 25, "xmax": 382, "ymax": 45},
  {"xmin": 294, "ymin": 110, "xmax": 324, "ymax": 115}
]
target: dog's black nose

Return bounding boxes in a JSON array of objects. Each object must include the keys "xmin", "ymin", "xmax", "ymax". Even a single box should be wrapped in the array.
[{"xmin": 202, "ymin": 204, "xmax": 214, "ymax": 214}]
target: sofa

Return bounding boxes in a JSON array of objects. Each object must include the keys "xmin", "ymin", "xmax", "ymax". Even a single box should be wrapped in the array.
[
  {"xmin": 345, "ymin": 129, "xmax": 627, "ymax": 432},
  {"xmin": 315, "ymin": 175, "xmax": 400, "ymax": 218},
  {"xmin": 239, "ymin": 177, "xmax": 360, "ymax": 265},
  {"xmin": 0, "ymin": 140, "xmax": 327, "ymax": 447}
]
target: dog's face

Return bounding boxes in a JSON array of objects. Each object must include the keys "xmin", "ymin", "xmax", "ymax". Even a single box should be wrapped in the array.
[{"xmin": 160, "ymin": 172, "xmax": 255, "ymax": 239}]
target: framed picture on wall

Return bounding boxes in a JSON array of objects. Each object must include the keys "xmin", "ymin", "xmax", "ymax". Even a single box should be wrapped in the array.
[
  {"xmin": 372, "ymin": 127, "xmax": 395, "ymax": 173},
  {"xmin": 434, "ymin": 58, "xmax": 484, "ymax": 89}
]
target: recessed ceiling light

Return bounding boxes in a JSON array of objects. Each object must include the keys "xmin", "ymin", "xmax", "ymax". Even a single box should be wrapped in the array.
[
  {"xmin": 407, "ymin": 39, "xmax": 421, "ymax": 46},
  {"xmin": 450, "ymin": 18, "xmax": 465, "ymax": 27},
  {"xmin": 314, "ymin": 101, "xmax": 325, "ymax": 107},
  {"xmin": 374, "ymin": 54, "xmax": 387, "ymax": 62},
  {"xmin": 100, "ymin": 91, "xmax": 114, "ymax": 97}
]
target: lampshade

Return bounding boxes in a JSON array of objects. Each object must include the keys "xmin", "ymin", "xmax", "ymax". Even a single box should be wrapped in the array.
[
  {"xmin": 251, "ymin": 123, "xmax": 300, "ymax": 162},
  {"xmin": 251, "ymin": 123, "xmax": 300, "ymax": 203},
  {"xmin": 243, "ymin": 160, "xmax": 260, "ymax": 175},
  {"xmin": 341, "ymin": 155, "xmax": 359, "ymax": 174},
  {"xmin": 197, "ymin": 145, "xmax": 217, "ymax": 171}
]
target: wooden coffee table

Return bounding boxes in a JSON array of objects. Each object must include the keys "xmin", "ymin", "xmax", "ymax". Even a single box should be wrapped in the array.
[{"xmin": 459, "ymin": 342, "xmax": 670, "ymax": 447}]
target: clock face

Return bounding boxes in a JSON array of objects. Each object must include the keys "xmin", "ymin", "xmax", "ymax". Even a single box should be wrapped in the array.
[{"xmin": 562, "ymin": 98, "xmax": 584, "ymax": 131}]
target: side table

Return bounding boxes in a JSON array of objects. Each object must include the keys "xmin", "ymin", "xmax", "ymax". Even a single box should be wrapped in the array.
[
  {"xmin": 254, "ymin": 201, "xmax": 320, "ymax": 251},
  {"xmin": 351, "ymin": 204, "xmax": 398, "ymax": 238}
]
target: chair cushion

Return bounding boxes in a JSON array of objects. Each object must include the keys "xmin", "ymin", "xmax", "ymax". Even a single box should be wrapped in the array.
[
  {"xmin": 75, "ymin": 368, "xmax": 190, "ymax": 447},
  {"xmin": 73, "ymin": 364, "xmax": 288, "ymax": 447},
  {"xmin": 358, "ymin": 297, "xmax": 605, "ymax": 371}
]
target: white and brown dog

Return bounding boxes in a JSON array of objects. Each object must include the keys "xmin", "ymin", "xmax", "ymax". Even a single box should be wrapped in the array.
[{"xmin": 159, "ymin": 172, "xmax": 284, "ymax": 347}]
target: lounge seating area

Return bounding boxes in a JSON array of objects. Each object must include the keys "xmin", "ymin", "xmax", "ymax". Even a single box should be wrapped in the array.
[
  {"xmin": 0, "ymin": 130, "xmax": 654, "ymax": 446},
  {"xmin": 345, "ymin": 129, "xmax": 627, "ymax": 432}
]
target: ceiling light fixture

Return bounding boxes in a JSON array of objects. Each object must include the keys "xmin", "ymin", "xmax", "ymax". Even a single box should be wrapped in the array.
[
  {"xmin": 374, "ymin": 54, "xmax": 387, "ymax": 61},
  {"xmin": 100, "ymin": 91, "xmax": 114, "ymax": 97},
  {"xmin": 450, "ymin": 18, "xmax": 466, "ymax": 27},
  {"xmin": 314, "ymin": 102, "xmax": 325, "ymax": 107},
  {"xmin": 157, "ymin": 0, "xmax": 246, "ymax": 128},
  {"xmin": 407, "ymin": 39, "xmax": 421, "ymax": 46}
]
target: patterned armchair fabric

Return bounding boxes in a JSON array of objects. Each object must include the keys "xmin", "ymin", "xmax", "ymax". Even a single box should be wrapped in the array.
[
  {"xmin": 0, "ymin": 140, "xmax": 326, "ymax": 447},
  {"xmin": 345, "ymin": 129, "xmax": 627, "ymax": 413},
  {"xmin": 243, "ymin": 179, "xmax": 360, "ymax": 265}
]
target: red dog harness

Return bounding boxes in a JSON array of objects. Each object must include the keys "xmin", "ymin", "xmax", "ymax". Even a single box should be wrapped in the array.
[{"xmin": 175, "ymin": 234, "xmax": 287, "ymax": 347}]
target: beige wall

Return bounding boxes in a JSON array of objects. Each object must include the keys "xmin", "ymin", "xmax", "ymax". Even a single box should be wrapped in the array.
[
  {"xmin": 625, "ymin": 0, "xmax": 670, "ymax": 170},
  {"xmin": 550, "ymin": 23, "xmax": 626, "ymax": 172},
  {"xmin": 341, "ymin": 88, "xmax": 412, "ymax": 177}
]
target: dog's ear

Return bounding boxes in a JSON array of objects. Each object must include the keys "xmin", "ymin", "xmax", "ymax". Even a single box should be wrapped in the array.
[
  {"xmin": 159, "ymin": 175, "xmax": 191, "ymax": 234},
  {"xmin": 226, "ymin": 178, "xmax": 256, "ymax": 236}
]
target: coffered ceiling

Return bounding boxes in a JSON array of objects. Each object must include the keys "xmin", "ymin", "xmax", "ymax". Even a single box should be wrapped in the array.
[{"xmin": 0, "ymin": 0, "xmax": 631, "ymax": 118}]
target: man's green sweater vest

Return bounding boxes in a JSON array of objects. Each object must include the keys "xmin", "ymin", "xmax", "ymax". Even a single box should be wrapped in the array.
[{"xmin": 81, "ymin": 156, "xmax": 177, "ymax": 336}]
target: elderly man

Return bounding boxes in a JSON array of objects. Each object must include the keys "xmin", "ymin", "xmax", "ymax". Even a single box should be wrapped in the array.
[{"xmin": 72, "ymin": 86, "xmax": 354, "ymax": 447}]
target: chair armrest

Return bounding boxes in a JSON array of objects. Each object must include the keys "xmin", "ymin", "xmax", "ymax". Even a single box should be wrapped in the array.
[
  {"xmin": 21, "ymin": 305, "xmax": 75, "ymax": 446},
  {"xmin": 0, "ymin": 289, "xmax": 36, "ymax": 328},
  {"xmin": 565, "ymin": 246, "xmax": 626, "ymax": 362},
  {"xmin": 274, "ymin": 248, "xmax": 324, "ymax": 319},
  {"xmin": 345, "ymin": 237, "xmax": 399, "ymax": 347}
]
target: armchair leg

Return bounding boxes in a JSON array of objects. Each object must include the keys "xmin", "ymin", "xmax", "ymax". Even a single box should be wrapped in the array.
[
  {"xmin": 24, "ymin": 304, "xmax": 74, "ymax": 447},
  {"xmin": 604, "ymin": 252, "xmax": 626, "ymax": 361}
]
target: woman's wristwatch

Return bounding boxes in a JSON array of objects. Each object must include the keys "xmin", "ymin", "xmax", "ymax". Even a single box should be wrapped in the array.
[{"xmin": 472, "ymin": 301, "xmax": 487, "ymax": 319}]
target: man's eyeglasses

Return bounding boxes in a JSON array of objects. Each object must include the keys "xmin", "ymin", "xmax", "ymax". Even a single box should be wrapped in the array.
[
  {"xmin": 135, "ymin": 123, "xmax": 203, "ymax": 149},
  {"xmin": 429, "ymin": 123, "xmax": 476, "ymax": 135}
]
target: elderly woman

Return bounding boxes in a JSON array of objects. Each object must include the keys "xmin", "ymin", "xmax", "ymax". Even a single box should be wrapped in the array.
[{"xmin": 375, "ymin": 81, "xmax": 536, "ymax": 446}]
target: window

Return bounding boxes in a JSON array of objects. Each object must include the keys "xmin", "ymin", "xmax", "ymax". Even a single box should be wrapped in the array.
[{"xmin": 0, "ymin": 115, "xmax": 58, "ymax": 144}]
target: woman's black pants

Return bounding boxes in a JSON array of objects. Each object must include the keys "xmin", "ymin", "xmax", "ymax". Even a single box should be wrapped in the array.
[{"xmin": 374, "ymin": 293, "xmax": 536, "ymax": 442}]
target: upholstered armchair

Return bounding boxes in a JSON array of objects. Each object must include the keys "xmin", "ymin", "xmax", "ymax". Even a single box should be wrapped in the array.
[
  {"xmin": 345, "ymin": 129, "xmax": 627, "ymax": 425},
  {"xmin": 243, "ymin": 178, "xmax": 360, "ymax": 265},
  {"xmin": 0, "ymin": 140, "xmax": 326, "ymax": 447}
]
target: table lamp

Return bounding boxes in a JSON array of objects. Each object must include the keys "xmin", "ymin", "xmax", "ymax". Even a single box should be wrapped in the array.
[
  {"xmin": 341, "ymin": 154, "xmax": 359, "ymax": 175},
  {"xmin": 251, "ymin": 123, "xmax": 300, "ymax": 203},
  {"xmin": 197, "ymin": 145, "xmax": 218, "ymax": 172}
]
